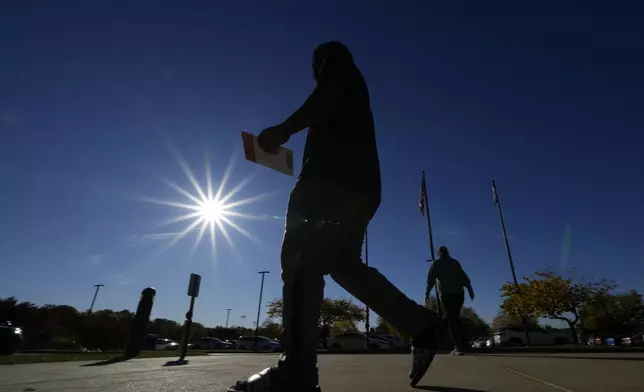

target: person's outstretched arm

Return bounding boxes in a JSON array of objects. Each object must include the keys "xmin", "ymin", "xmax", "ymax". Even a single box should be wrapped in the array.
[
  {"xmin": 279, "ymin": 88, "xmax": 339, "ymax": 135},
  {"xmin": 256, "ymin": 75, "xmax": 345, "ymax": 154},
  {"xmin": 278, "ymin": 71, "xmax": 345, "ymax": 136}
]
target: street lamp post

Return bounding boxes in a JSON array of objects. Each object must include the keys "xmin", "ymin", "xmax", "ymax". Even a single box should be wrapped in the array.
[
  {"xmin": 225, "ymin": 308, "xmax": 232, "ymax": 328},
  {"xmin": 255, "ymin": 271, "xmax": 270, "ymax": 352},
  {"xmin": 88, "ymin": 284, "xmax": 104, "ymax": 313}
]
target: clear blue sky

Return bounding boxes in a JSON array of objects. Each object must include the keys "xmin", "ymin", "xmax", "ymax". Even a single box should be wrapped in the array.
[{"xmin": 1, "ymin": 1, "xmax": 643, "ymax": 328}]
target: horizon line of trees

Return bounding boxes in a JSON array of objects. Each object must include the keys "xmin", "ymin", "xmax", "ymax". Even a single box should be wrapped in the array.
[
  {"xmin": 0, "ymin": 296, "xmax": 284, "ymax": 351},
  {"xmin": 3, "ymin": 266, "xmax": 642, "ymax": 350}
]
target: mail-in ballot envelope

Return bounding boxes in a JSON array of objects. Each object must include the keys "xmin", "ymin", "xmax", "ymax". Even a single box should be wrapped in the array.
[{"xmin": 241, "ymin": 131, "xmax": 294, "ymax": 176}]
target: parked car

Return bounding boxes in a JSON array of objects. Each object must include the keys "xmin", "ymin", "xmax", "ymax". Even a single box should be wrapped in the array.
[
  {"xmin": 374, "ymin": 334, "xmax": 408, "ymax": 350},
  {"xmin": 190, "ymin": 337, "xmax": 232, "ymax": 350},
  {"xmin": 155, "ymin": 338, "xmax": 180, "ymax": 351},
  {"xmin": 225, "ymin": 339, "xmax": 238, "ymax": 348},
  {"xmin": 625, "ymin": 332, "xmax": 644, "ymax": 347},
  {"xmin": 493, "ymin": 326, "xmax": 572, "ymax": 347},
  {"xmin": 0, "ymin": 321, "xmax": 23, "ymax": 355},
  {"xmin": 471, "ymin": 337, "xmax": 489, "ymax": 349},
  {"xmin": 327, "ymin": 332, "xmax": 392, "ymax": 350},
  {"xmin": 485, "ymin": 337, "xmax": 494, "ymax": 348},
  {"xmin": 589, "ymin": 334, "xmax": 616, "ymax": 346},
  {"xmin": 236, "ymin": 336, "xmax": 281, "ymax": 351},
  {"xmin": 615, "ymin": 334, "xmax": 632, "ymax": 346}
]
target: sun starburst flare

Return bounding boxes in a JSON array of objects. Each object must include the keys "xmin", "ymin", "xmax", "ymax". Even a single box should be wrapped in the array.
[{"xmin": 139, "ymin": 146, "xmax": 276, "ymax": 263}]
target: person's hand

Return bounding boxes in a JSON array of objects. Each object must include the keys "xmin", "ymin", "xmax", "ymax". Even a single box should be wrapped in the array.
[
  {"xmin": 468, "ymin": 288, "xmax": 475, "ymax": 301},
  {"xmin": 425, "ymin": 295, "xmax": 431, "ymax": 308},
  {"xmin": 257, "ymin": 125, "xmax": 290, "ymax": 154}
]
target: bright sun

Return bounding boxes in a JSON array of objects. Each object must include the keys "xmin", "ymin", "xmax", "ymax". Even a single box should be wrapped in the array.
[
  {"xmin": 139, "ymin": 147, "xmax": 272, "ymax": 262},
  {"xmin": 199, "ymin": 199, "xmax": 224, "ymax": 223}
]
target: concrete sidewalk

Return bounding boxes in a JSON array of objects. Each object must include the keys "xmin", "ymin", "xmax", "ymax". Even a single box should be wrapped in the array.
[{"xmin": 1, "ymin": 352, "xmax": 642, "ymax": 391}]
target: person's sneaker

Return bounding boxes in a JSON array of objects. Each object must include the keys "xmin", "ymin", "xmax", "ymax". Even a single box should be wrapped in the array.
[
  {"xmin": 450, "ymin": 349, "xmax": 464, "ymax": 356},
  {"xmin": 228, "ymin": 366, "xmax": 321, "ymax": 392},
  {"xmin": 408, "ymin": 324, "xmax": 440, "ymax": 387}
]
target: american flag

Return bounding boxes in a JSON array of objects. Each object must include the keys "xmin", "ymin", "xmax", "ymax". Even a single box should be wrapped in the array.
[{"xmin": 419, "ymin": 174, "xmax": 427, "ymax": 216}]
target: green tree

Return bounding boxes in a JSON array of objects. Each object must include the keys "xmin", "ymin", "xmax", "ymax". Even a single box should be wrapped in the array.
[
  {"xmin": 259, "ymin": 319, "xmax": 283, "ymax": 339},
  {"xmin": 189, "ymin": 322, "xmax": 209, "ymax": 341},
  {"xmin": 148, "ymin": 318, "xmax": 183, "ymax": 341},
  {"xmin": 460, "ymin": 306, "xmax": 492, "ymax": 340},
  {"xmin": 80, "ymin": 309, "xmax": 132, "ymax": 350},
  {"xmin": 581, "ymin": 290, "xmax": 644, "ymax": 335},
  {"xmin": 330, "ymin": 320, "xmax": 359, "ymax": 335},
  {"xmin": 491, "ymin": 311, "xmax": 541, "ymax": 332},
  {"xmin": 375, "ymin": 316, "xmax": 396, "ymax": 335},
  {"xmin": 375, "ymin": 316, "xmax": 410, "ymax": 340},
  {"xmin": 266, "ymin": 297, "xmax": 365, "ymax": 333}
]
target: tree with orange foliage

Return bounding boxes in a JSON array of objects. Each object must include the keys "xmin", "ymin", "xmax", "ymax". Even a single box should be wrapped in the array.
[{"xmin": 501, "ymin": 268, "xmax": 615, "ymax": 344}]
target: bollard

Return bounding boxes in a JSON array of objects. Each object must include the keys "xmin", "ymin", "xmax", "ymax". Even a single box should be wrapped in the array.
[{"xmin": 124, "ymin": 287, "xmax": 156, "ymax": 359}]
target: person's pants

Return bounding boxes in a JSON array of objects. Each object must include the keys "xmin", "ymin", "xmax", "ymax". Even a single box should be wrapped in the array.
[
  {"xmin": 440, "ymin": 291, "xmax": 465, "ymax": 351},
  {"xmin": 276, "ymin": 180, "xmax": 437, "ymax": 388}
]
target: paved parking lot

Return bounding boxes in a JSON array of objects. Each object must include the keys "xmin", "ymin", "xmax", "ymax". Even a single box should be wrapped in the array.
[{"xmin": 0, "ymin": 352, "xmax": 642, "ymax": 392}]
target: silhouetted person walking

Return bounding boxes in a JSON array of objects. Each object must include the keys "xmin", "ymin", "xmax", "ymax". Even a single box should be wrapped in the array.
[
  {"xmin": 426, "ymin": 246, "xmax": 475, "ymax": 355},
  {"xmin": 229, "ymin": 41, "xmax": 441, "ymax": 392}
]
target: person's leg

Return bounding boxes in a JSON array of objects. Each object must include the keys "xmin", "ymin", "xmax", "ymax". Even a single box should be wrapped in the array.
[
  {"xmin": 229, "ymin": 184, "xmax": 327, "ymax": 391},
  {"xmin": 327, "ymin": 229, "xmax": 441, "ymax": 386},
  {"xmin": 275, "ymin": 216, "xmax": 325, "ymax": 389},
  {"xmin": 442, "ymin": 292, "xmax": 465, "ymax": 353},
  {"xmin": 329, "ymin": 254, "xmax": 437, "ymax": 340},
  {"xmin": 317, "ymin": 186, "xmax": 441, "ymax": 386},
  {"xmin": 282, "ymin": 180, "xmax": 441, "ymax": 380},
  {"xmin": 231, "ymin": 180, "xmax": 379, "ymax": 391}
]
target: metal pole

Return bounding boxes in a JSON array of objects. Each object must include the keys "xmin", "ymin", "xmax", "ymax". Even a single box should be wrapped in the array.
[
  {"xmin": 365, "ymin": 227, "xmax": 370, "ymax": 351},
  {"xmin": 422, "ymin": 169, "xmax": 442, "ymax": 316},
  {"xmin": 255, "ymin": 271, "xmax": 270, "ymax": 352},
  {"xmin": 225, "ymin": 308, "xmax": 232, "ymax": 328},
  {"xmin": 492, "ymin": 178, "xmax": 531, "ymax": 346},
  {"xmin": 88, "ymin": 284, "xmax": 104, "ymax": 313},
  {"xmin": 179, "ymin": 295, "xmax": 196, "ymax": 361},
  {"xmin": 493, "ymin": 179, "xmax": 519, "ymax": 287}
]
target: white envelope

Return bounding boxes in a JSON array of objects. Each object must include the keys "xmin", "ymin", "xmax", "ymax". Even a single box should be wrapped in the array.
[{"xmin": 241, "ymin": 131, "xmax": 295, "ymax": 176}]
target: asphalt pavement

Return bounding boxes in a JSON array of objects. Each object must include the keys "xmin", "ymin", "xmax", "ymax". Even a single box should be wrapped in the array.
[{"xmin": 0, "ymin": 352, "xmax": 642, "ymax": 392}]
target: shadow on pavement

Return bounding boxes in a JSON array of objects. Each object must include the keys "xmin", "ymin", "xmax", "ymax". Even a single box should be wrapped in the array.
[
  {"xmin": 414, "ymin": 387, "xmax": 488, "ymax": 392},
  {"xmin": 471, "ymin": 353, "xmax": 644, "ymax": 362},
  {"xmin": 80, "ymin": 356, "xmax": 129, "ymax": 367},
  {"xmin": 164, "ymin": 359, "xmax": 189, "ymax": 366}
]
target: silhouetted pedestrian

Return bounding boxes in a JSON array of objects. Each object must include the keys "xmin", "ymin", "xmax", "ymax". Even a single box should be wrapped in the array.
[
  {"xmin": 229, "ymin": 41, "xmax": 441, "ymax": 392},
  {"xmin": 426, "ymin": 246, "xmax": 475, "ymax": 355}
]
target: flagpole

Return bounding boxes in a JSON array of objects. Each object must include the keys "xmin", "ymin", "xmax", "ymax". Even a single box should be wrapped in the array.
[
  {"xmin": 492, "ymin": 178, "xmax": 519, "ymax": 287},
  {"xmin": 365, "ymin": 227, "xmax": 371, "ymax": 351},
  {"xmin": 421, "ymin": 169, "xmax": 442, "ymax": 316},
  {"xmin": 491, "ymin": 177, "xmax": 531, "ymax": 346}
]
